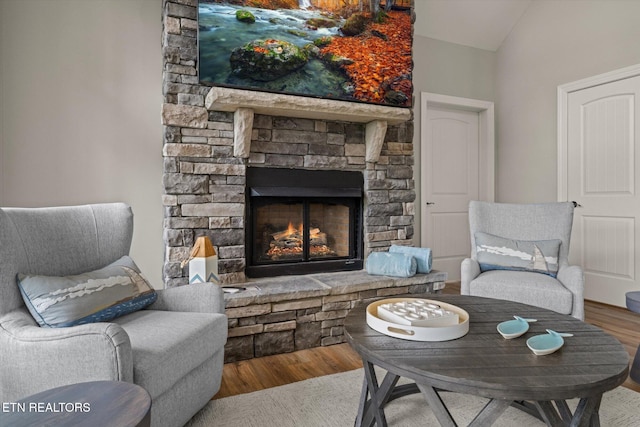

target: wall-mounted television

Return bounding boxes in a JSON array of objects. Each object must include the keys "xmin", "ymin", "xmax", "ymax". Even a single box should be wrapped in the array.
[{"xmin": 198, "ymin": 0, "xmax": 413, "ymax": 108}]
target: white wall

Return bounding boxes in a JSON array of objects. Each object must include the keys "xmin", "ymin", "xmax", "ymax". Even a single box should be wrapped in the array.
[
  {"xmin": 496, "ymin": 0, "xmax": 640, "ymax": 202},
  {"xmin": 413, "ymin": 36, "xmax": 496, "ymax": 102},
  {"xmin": 412, "ymin": 35, "xmax": 495, "ymax": 245},
  {"xmin": 0, "ymin": 0, "xmax": 164, "ymax": 287}
]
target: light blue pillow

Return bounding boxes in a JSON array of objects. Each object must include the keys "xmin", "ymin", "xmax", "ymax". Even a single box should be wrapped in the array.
[
  {"xmin": 389, "ymin": 245, "xmax": 432, "ymax": 273},
  {"xmin": 17, "ymin": 256, "xmax": 157, "ymax": 328},
  {"xmin": 475, "ymin": 232, "xmax": 561, "ymax": 277},
  {"xmin": 366, "ymin": 252, "xmax": 417, "ymax": 278}
]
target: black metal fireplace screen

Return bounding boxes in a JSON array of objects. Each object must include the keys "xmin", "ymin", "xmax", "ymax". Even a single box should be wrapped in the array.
[{"xmin": 246, "ymin": 168, "xmax": 364, "ymax": 278}]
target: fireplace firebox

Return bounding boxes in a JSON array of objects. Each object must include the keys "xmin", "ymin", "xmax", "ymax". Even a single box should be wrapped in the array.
[{"xmin": 246, "ymin": 168, "xmax": 364, "ymax": 278}]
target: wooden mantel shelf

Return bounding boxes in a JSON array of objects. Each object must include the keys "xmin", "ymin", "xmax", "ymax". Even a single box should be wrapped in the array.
[{"xmin": 204, "ymin": 86, "xmax": 412, "ymax": 161}]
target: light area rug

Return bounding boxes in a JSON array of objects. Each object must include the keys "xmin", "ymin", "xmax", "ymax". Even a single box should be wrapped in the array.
[{"xmin": 186, "ymin": 368, "xmax": 640, "ymax": 427}]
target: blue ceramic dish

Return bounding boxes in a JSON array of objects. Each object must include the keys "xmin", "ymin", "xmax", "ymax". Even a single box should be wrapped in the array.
[
  {"xmin": 497, "ymin": 316, "xmax": 537, "ymax": 339},
  {"xmin": 526, "ymin": 329, "xmax": 574, "ymax": 355}
]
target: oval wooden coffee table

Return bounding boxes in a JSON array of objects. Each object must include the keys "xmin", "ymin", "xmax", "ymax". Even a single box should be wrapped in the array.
[
  {"xmin": 344, "ymin": 295, "xmax": 629, "ymax": 427},
  {"xmin": 0, "ymin": 381, "xmax": 151, "ymax": 427}
]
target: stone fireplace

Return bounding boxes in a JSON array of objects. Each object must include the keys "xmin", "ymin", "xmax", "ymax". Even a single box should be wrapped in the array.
[{"xmin": 160, "ymin": 0, "xmax": 443, "ymax": 361}]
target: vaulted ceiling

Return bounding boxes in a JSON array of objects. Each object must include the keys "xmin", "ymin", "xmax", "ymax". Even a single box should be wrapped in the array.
[{"xmin": 413, "ymin": 0, "xmax": 532, "ymax": 51}]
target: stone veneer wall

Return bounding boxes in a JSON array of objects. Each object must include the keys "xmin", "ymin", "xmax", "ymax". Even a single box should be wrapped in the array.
[{"xmin": 161, "ymin": 0, "xmax": 415, "ymax": 287}]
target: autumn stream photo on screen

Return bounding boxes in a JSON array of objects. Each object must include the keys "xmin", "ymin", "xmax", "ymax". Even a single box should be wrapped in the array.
[{"xmin": 198, "ymin": 0, "xmax": 413, "ymax": 107}]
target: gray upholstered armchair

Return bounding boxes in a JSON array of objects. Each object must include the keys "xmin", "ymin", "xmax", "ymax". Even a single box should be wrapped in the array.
[
  {"xmin": 461, "ymin": 201, "xmax": 584, "ymax": 319},
  {"xmin": 0, "ymin": 203, "xmax": 227, "ymax": 427}
]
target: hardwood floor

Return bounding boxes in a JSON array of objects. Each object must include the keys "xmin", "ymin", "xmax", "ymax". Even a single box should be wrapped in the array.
[
  {"xmin": 215, "ymin": 282, "xmax": 640, "ymax": 399},
  {"xmin": 215, "ymin": 343, "xmax": 363, "ymax": 399}
]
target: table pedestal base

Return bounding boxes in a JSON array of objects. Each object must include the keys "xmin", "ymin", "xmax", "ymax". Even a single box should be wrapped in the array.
[{"xmin": 356, "ymin": 361, "xmax": 603, "ymax": 427}]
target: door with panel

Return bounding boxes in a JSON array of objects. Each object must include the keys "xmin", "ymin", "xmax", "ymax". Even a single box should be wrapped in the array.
[
  {"xmin": 567, "ymin": 74, "xmax": 640, "ymax": 306},
  {"xmin": 423, "ymin": 106, "xmax": 479, "ymax": 281}
]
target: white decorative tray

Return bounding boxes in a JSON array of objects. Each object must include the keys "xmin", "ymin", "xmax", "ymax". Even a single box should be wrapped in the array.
[{"xmin": 366, "ymin": 298, "xmax": 469, "ymax": 341}]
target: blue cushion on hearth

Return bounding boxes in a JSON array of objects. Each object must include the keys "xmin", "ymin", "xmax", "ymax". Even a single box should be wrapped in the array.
[
  {"xmin": 366, "ymin": 252, "xmax": 417, "ymax": 278},
  {"xmin": 389, "ymin": 245, "xmax": 432, "ymax": 273}
]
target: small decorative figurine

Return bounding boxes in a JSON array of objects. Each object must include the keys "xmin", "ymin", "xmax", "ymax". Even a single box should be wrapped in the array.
[{"xmin": 183, "ymin": 236, "xmax": 219, "ymax": 285}]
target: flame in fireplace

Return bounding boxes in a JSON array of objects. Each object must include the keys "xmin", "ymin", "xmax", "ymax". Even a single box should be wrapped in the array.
[
  {"xmin": 285, "ymin": 221, "xmax": 303, "ymax": 238},
  {"xmin": 280, "ymin": 222, "xmax": 323, "ymax": 239},
  {"xmin": 286, "ymin": 221, "xmax": 296, "ymax": 236},
  {"xmin": 265, "ymin": 221, "xmax": 337, "ymax": 260}
]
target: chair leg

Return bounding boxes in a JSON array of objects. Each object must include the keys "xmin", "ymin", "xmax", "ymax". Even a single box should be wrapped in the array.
[{"xmin": 631, "ymin": 344, "xmax": 640, "ymax": 384}]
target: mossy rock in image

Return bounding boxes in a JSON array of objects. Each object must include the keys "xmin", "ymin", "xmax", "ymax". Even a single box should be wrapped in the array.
[
  {"xmin": 384, "ymin": 90, "xmax": 408, "ymax": 105},
  {"xmin": 341, "ymin": 13, "xmax": 368, "ymax": 36},
  {"xmin": 230, "ymin": 39, "xmax": 309, "ymax": 81},
  {"xmin": 321, "ymin": 52, "xmax": 354, "ymax": 71},
  {"xmin": 287, "ymin": 29, "xmax": 308, "ymax": 38},
  {"xmin": 236, "ymin": 10, "xmax": 255, "ymax": 24},
  {"xmin": 303, "ymin": 43, "xmax": 320, "ymax": 59},
  {"xmin": 313, "ymin": 36, "xmax": 333, "ymax": 47},
  {"xmin": 306, "ymin": 18, "xmax": 337, "ymax": 29}
]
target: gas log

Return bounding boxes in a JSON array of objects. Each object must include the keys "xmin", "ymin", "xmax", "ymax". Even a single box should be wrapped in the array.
[{"xmin": 266, "ymin": 226, "xmax": 335, "ymax": 259}]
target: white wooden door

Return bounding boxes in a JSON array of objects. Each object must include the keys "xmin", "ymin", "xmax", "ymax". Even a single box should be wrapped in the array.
[
  {"xmin": 567, "ymin": 74, "xmax": 640, "ymax": 307},
  {"xmin": 423, "ymin": 106, "xmax": 480, "ymax": 280}
]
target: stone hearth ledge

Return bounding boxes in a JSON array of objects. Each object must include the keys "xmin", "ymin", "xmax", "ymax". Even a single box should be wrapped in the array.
[
  {"xmin": 224, "ymin": 269, "xmax": 447, "ymax": 308},
  {"xmin": 204, "ymin": 86, "xmax": 411, "ymax": 162},
  {"xmin": 222, "ymin": 269, "xmax": 447, "ymax": 361}
]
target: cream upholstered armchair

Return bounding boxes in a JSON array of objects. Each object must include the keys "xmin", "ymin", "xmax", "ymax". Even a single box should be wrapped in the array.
[
  {"xmin": 0, "ymin": 203, "xmax": 227, "ymax": 427},
  {"xmin": 461, "ymin": 201, "xmax": 584, "ymax": 320}
]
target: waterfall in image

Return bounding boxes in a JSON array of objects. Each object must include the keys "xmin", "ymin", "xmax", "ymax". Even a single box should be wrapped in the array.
[{"xmin": 299, "ymin": 0, "xmax": 312, "ymax": 9}]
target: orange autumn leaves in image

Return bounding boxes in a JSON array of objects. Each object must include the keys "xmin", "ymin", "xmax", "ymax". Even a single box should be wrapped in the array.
[{"xmin": 321, "ymin": 11, "xmax": 412, "ymax": 105}]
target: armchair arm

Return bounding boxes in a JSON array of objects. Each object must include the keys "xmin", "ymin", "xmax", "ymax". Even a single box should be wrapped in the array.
[
  {"xmin": 461, "ymin": 258, "xmax": 481, "ymax": 295},
  {"xmin": 557, "ymin": 265, "xmax": 585, "ymax": 320},
  {"xmin": 0, "ymin": 308, "xmax": 133, "ymax": 402},
  {"xmin": 149, "ymin": 282, "xmax": 225, "ymax": 314}
]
